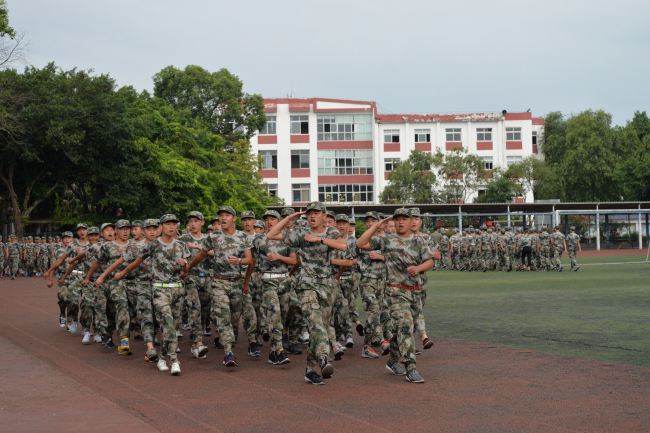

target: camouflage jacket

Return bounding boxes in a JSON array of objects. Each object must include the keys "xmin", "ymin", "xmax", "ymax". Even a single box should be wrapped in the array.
[
  {"xmin": 139, "ymin": 238, "xmax": 190, "ymax": 283},
  {"xmin": 97, "ymin": 240, "xmax": 131, "ymax": 277},
  {"xmin": 180, "ymin": 233, "xmax": 209, "ymax": 277},
  {"xmin": 356, "ymin": 235, "xmax": 386, "ymax": 280},
  {"xmin": 284, "ymin": 226, "xmax": 342, "ymax": 280},
  {"xmin": 65, "ymin": 240, "xmax": 92, "ymax": 274},
  {"xmin": 380, "ymin": 233, "xmax": 436, "ymax": 288},
  {"xmin": 566, "ymin": 233, "xmax": 581, "ymax": 250},
  {"xmin": 123, "ymin": 239, "xmax": 151, "ymax": 281},
  {"xmin": 201, "ymin": 230, "xmax": 250, "ymax": 278},
  {"xmin": 251, "ymin": 233, "xmax": 292, "ymax": 274}
]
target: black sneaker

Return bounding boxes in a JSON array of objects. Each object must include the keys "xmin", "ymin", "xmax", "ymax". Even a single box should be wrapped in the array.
[
  {"xmin": 276, "ymin": 351, "xmax": 290, "ymax": 365},
  {"xmin": 214, "ymin": 336, "xmax": 223, "ymax": 349},
  {"xmin": 319, "ymin": 357, "xmax": 334, "ymax": 379},
  {"xmin": 304, "ymin": 369, "xmax": 325, "ymax": 385},
  {"xmin": 405, "ymin": 369, "xmax": 425, "ymax": 383},
  {"xmin": 267, "ymin": 351, "xmax": 278, "ymax": 365},
  {"xmin": 287, "ymin": 343, "xmax": 302, "ymax": 355},
  {"xmin": 248, "ymin": 342, "xmax": 261, "ymax": 357},
  {"xmin": 355, "ymin": 323, "xmax": 365, "ymax": 336},
  {"xmin": 262, "ymin": 332, "xmax": 270, "ymax": 342},
  {"xmin": 223, "ymin": 351, "xmax": 238, "ymax": 367},
  {"xmin": 385, "ymin": 360, "xmax": 407, "ymax": 376},
  {"xmin": 103, "ymin": 336, "xmax": 115, "ymax": 350},
  {"xmin": 334, "ymin": 344, "xmax": 345, "ymax": 361},
  {"xmin": 422, "ymin": 337, "xmax": 434, "ymax": 350}
]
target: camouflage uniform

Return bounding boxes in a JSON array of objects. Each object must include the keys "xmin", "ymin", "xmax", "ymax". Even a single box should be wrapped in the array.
[
  {"xmin": 449, "ymin": 231, "xmax": 462, "ymax": 270},
  {"xmin": 551, "ymin": 229, "xmax": 566, "ymax": 270},
  {"xmin": 567, "ymin": 230, "xmax": 581, "ymax": 270},
  {"xmin": 180, "ymin": 231, "xmax": 209, "ymax": 343},
  {"xmin": 122, "ymin": 237, "xmax": 155, "ymax": 342},
  {"xmin": 201, "ymin": 228, "xmax": 252, "ymax": 353},
  {"xmin": 284, "ymin": 222, "xmax": 342, "ymax": 372},
  {"xmin": 36, "ymin": 238, "xmax": 50, "ymax": 275},
  {"xmin": 251, "ymin": 230, "xmax": 292, "ymax": 353},
  {"xmin": 0, "ymin": 237, "xmax": 5, "ymax": 277},
  {"xmin": 96, "ymin": 239, "xmax": 131, "ymax": 340},
  {"xmin": 332, "ymin": 236, "xmax": 354, "ymax": 343},
  {"xmin": 380, "ymin": 230, "xmax": 435, "ymax": 373},
  {"xmin": 64, "ymin": 239, "xmax": 92, "ymax": 327},
  {"xmin": 538, "ymin": 230, "xmax": 552, "ymax": 271},
  {"xmin": 6, "ymin": 237, "xmax": 21, "ymax": 278},
  {"xmin": 356, "ymin": 233, "xmax": 385, "ymax": 346},
  {"xmin": 138, "ymin": 236, "xmax": 190, "ymax": 362},
  {"xmin": 24, "ymin": 237, "xmax": 37, "ymax": 276},
  {"xmin": 438, "ymin": 230, "xmax": 450, "ymax": 269}
]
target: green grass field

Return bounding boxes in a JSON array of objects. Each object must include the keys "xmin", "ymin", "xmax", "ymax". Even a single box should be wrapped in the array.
[{"xmin": 423, "ymin": 256, "xmax": 650, "ymax": 367}]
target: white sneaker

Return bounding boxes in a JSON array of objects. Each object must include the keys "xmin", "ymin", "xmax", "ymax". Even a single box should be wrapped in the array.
[
  {"xmin": 93, "ymin": 334, "xmax": 103, "ymax": 343},
  {"xmin": 68, "ymin": 322, "xmax": 78, "ymax": 335},
  {"xmin": 59, "ymin": 317, "xmax": 66, "ymax": 328},
  {"xmin": 170, "ymin": 361, "xmax": 181, "ymax": 376},
  {"xmin": 157, "ymin": 359, "xmax": 169, "ymax": 372},
  {"xmin": 191, "ymin": 344, "xmax": 208, "ymax": 359},
  {"xmin": 82, "ymin": 331, "xmax": 91, "ymax": 345},
  {"xmin": 176, "ymin": 330, "xmax": 183, "ymax": 337},
  {"xmin": 299, "ymin": 331, "xmax": 310, "ymax": 343}
]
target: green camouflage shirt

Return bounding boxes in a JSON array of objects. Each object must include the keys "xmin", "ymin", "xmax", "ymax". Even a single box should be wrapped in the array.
[
  {"xmin": 122, "ymin": 239, "xmax": 151, "ymax": 280},
  {"xmin": 567, "ymin": 232, "xmax": 580, "ymax": 250},
  {"xmin": 180, "ymin": 233, "xmax": 209, "ymax": 277},
  {"xmin": 380, "ymin": 233, "xmax": 435, "ymax": 288},
  {"xmin": 251, "ymin": 233, "xmax": 291, "ymax": 274},
  {"xmin": 356, "ymin": 235, "xmax": 386, "ymax": 279},
  {"xmin": 97, "ymin": 240, "xmax": 131, "ymax": 277},
  {"xmin": 201, "ymin": 230, "xmax": 250, "ymax": 278},
  {"xmin": 139, "ymin": 238, "xmax": 190, "ymax": 283},
  {"xmin": 284, "ymin": 226, "xmax": 342, "ymax": 279},
  {"xmin": 65, "ymin": 240, "xmax": 91, "ymax": 274},
  {"xmin": 551, "ymin": 232, "xmax": 565, "ymax": 251}
]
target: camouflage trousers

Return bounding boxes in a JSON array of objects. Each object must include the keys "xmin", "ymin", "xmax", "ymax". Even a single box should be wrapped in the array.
[
  {"xmin": 568, "ymin": 249, "xmax": 578, "ymax": 269},
  {"xmin": 99, "ymin": 279, "xmax": 130, "ymax": 339},
  {"xmin": 69, "ymin": 274, "xmax": 93, "ymax": 331},
  {"xmin": 250, "ymin": 271, "xmax": 267, "ymax": 340},
  {"xmin": 297, "ymin": 276, "xmax": 333, "ymax": 371},
  {"xmin": 551, "ymin": 249, "xmax": 563, "ymax": 269},
  {"xmin": 242, "ymin": 291, "xmax": 258, "ymax": 344},
  {"xmin": 61, "ymin": 274, "xmax": 82, "ymax": 321},
  {"xmin": 387, "ymin": 285, "xmax": 418, "ymax": 371},
  {"xmin": 7, "ymin": 256, "xmax": 19, "ymax": 278},
  {"xmin": 413, "ymin": 288, "xmax": 427, "ymax": 339},
  {"xmin": 37, "ymin": 255, "xmax": 49, "ymax": 275},
  {"xmin": 171, "ymin": 283, "xmax": 186, "ymax": 333},
  {"xmin": 278, "ymin": 275, "xmax": 304, "ymax": 345},
  {"xmin": 184, "ymin": 275, "xmax": 208, "ymax": 343},
  {"xmin": 131, "ymin": 279, "xmax": 155, "ymax": 343},
  {"xmin": 152, "ymin": 283, "xmax": 181, "ymax": 362},
  {"xmin": 120, "ymin": 279, "xmax": 140, "ymax": 333},
  {"xmin": 380, "ymin": 283, "xmax": 394, "ymax": 341},
  {"xmin": 260, "ymin": 277, "xmax": 286, "ymax": 352},
  {"xmin": 359, "ymin": 276, "xmax": 384, "ymax": 345},
  {"xmin": 94, "ymin": 282, "xmax": 116, "ymax": 338},
  {"xmin": 208, "ymin": 278, "xmax": 243, "ymax": 353},
  {"xmin": 0, "ymin": 256, "xmax": 4, "ymax": 276},
  {"xmin": 439, "ymin": 250, "xmax": 450, "ymax": 269},
  {"xmin": 333, "ymin": 278, "xmax": 351, "ymax": 341}
]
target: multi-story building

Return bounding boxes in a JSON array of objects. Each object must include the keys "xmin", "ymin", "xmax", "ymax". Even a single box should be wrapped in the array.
[{"xmin": 250, "ymin": 97, "xmax": 544, "ymax": 206}]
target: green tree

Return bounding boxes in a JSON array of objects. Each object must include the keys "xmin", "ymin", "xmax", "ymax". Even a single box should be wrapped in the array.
[
  {"xmin": 380, "ymin": 151, "xmax": 438, "ymax": 204},
  {"xmin": 0, "ymin": 0, "xmax": 14, "ymax": 37},
  {"xmin": 435, "ymin": 149, "xmax": 486, "ymax": 203},
  {"xmin": 475, "ymin": 169, "xmax": 523, "ymax": 203},
  {"xmin": 613, "ymin": 111, "xmax": 650, "ymax": 200}
]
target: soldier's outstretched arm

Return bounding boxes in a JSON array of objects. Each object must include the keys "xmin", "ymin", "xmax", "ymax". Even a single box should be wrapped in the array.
[
  {"xmin": 267, "ymin": 212, "xmax": 305, "ymax": 240},
  {"xmin": 45, "ymin": 252, "xmax": 69, "ymax": 278},
  {"xmin": 84, "ymin": 261, "xmax": 100, "ymax": 285},
  {"xmin": 186, "ymin": 249, "xmax": 208, "ymax": 272},
  {"xmin": 96, "ymin": 257, "xmax": 125, "ymax": 285},
  {"xmin": 357, "ymin": 216, "xmax": 390, "ymax": 249},
  {"xmin": 114, "ymin": 257, "xmax": 142, "ymax": 281},
  {"xmin": 243, "ymin": 256, "xmax": 255, "ymax": 294}
]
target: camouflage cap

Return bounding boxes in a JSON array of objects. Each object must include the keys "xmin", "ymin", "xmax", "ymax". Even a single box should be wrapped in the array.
[
  {"xmin": 186, "ymin": 211, "xmax": 204, "ymax": 221},
  {"xmin": 570, "ymin": 226, "xmax": 576, "ymax": 231},
  {"xmin": 262, "ymin": 210, "xmax": 281, "ymax": 220},
  {"xmin": 75, "ymin": 223, "xmax": 88, "ymax": 230},
  {"xmin": 335, "ymin": 214, "xmax": 350, "ymax": 223},
  {"xmin": 217, "ymin": 205, "xmax": 237, "ymax": 216},
  {"xmin": 393, "ymin": 208, "xmax": 411, "ymax": 218},
  {"xmin": 281, "ymin": 207, "xmax": 295, "ymax": 217},
  {"xmin": 131, "ymin": 220, "xmax": 144, "ymax": 228},
  {"xmin": 364, "ymin": 211, "xmax": 379, "ymax": 221},
  {"xmin": 115, "ymin": 219, "xmax": 131, "ymax": 229},
  {"xmin": 143, "ymin": 218, "xmax": 160, "ymax": 228},
  {"xmin": 160, "ymin": 214, "xmax": 179, "ymax": 224},
  {"xmin": 240, "ymin": 210, "xmax": 256, "ymax": 220},
  {"xmin": 306, "ymin": 201, "xmax": 327, "ymax": 213},
  {"xmin": 325, "ymin": 210, "xmax": 336, "ymax": 219},
  {"xmin": 100, "ymin": 222, "xmax": 115, "ymax": 232},
  {"xmin": 87, "ymin": 226, "xmax": 100, "ymax": 235},
  {"xmin": 61, "ymin": 231, "xmax": 74, "ymax": 238},
  {"xmin": 254, "ymin": 219, "xmax": 265, "ymax": 229},
  {"xmin": 34, "ymin": 236, "xmax": 40, "ymax": 241},
  {"xmin": 26, "ymin": 236, "xmax": 33, "ymax": 240},
  {"xmin": 408, "ymin": 208, "xmax": 421, "ymax": 217},
  {"xmin": 9, "ymin": 234, "xmax": 16, "ymax": 238}
]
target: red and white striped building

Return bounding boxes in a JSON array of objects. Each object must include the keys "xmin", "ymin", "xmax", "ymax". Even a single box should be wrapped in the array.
[{"xmin": 250, "ymin": 98, "xmax": 544, "ymax": 206}]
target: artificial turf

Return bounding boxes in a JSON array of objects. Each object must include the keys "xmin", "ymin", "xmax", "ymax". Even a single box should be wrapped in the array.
[{"xmin": 423, "ymin": 256, "xmax": 650, "ymax": 367}]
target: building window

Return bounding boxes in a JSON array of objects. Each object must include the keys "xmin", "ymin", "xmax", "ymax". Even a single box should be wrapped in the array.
[
  {"xmin": 290, "ymin": 115, "xmax": 309, "ymax": 135},
  {"xmin": 260, "ymin": 116, "xmax": 276, "ymax": 135},
  {"xmin": 532, "ymin": 131, "xmax": 538, "ymax": 145},
  {"xmin": 259, "ymin": 150, "xmax": 277, "ymax": 169},
  {"xmin": 506, "ymin": 156, "xmax": 522, "ymax": 166},
  {"xmin": 292, "ymin": 183, "xmax": 310, "ymax": 202},
  {"xmin": 446, "ymin": 128, "xmax": 461, "ymax": 142},
  {"xmin": 319, "ymin": 184, "xmax": 374, "ymax": 203},
  {"xmin": 317, "ymin": 149, "xmax": 373, "ymax": 175},
  {"xmin": 480, "ymin": 156, "xmax": 493, "ymax": 170},
  {"xmin": 317, "ymin": 114, "xmax": 372, "ymax": 141},
  {"xmin": 265, "ymin": 184, "xmax": 278, "ymax": 197},
  {"xmin": 506, "ymin": 127, "xmax": 522, "ymax": 141},
  {"xmin": 476, "ymin": 127, "xmax": 492, "ymax": 141},
  {"xmin": 384, "ymin": 157, "xmax": 400, "ymax": 172},
  {"xmin": 414, "ymin": 129, "xmax": 431, "ymax": 143},
  {"xmin": 291, "ymin": 150, "xmax": 310, "ymax": 169},
  {"xmin": 384, "ymin": 129, "xmax": 400, "ymax": 143}
]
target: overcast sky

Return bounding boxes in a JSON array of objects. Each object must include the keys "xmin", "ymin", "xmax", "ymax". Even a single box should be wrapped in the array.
[{"xmin": 9, "ymin": 0, "xmax": 650, "ymax": 125}]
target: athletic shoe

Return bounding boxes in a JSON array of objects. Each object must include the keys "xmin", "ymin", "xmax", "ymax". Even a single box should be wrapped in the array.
[
  {"xmin": 58, "ymin": 316, "xmax": 66, "ymax": 328},
  {"xmin": 213, "ymin": 337, "xmax": 223, "ymax": 349},
  {"xmin": 223, "ymin": 352, "xmax": 238, "ymax": 367},
  {"xmin": 176, "ymin": 346, "xmax": 181, "ymax": 353},
  {"xmin": 405, "ymin": 369, "xmax": 425, "ymax": 383},
  {"xmin": 345, "ymin": 336, "xmax": 354, "ymax": 348},
  {"xmin": 182, "ymin": 322, "xmax": 190, "ymax": 330},
  {"xmin": 333, "ymin": 343, "xmax": 345, "ymax": 361},
  {"xmin": 304, "ymin": 369, "xmax": 325, "ymax": 385},
  {"xmin": 355, "ymin": 323, "xmax": 365, "ymax": 336},
  {"xmin": 170, "ymin": 361, "xmax": 181, "ymax": 376},
  {"xmin": 103, "ymin": 336, "xmax": 115, "ymax": 349},
  {"xmin": 276, "ymin": 351, "xmax": 290, "ymax": 365},
  {"xmin": 262, "ymin": 332, "xmax": 270, "ymax": 342},
  {"xmin": 157, "ymin": 359, "xmax": 169, "ymax": 372},
  {"xmin": 361, "ymin": 345, "xmax": 380, "ymax": 359},
  {"xmin": 319, "ymin": 357, "xmax": 334, "ymax": 379},
  {"xmin": 248, "ymin": 342, "xmax": 261, "ymax": 357},
  {"xmin": 191, "ymin": 343, "xmax": 209, "ymax": 359},
  {"xmin": 574, "ymin": 266, "xmax": 580, "ymax": 272},
  {"xmin": 68, "ymin": 322, "xmax": 78, "ymax": 335},
  {"xmin": 117, "ymin": 338, "xmax": 131, "ymax": 355},
  {"xmin": 298, "ymin": 331, "xmax": 310, "ymax": 343},
  {"xmin": 380, "ymin": 339, "xmax": 390, "ymax": 356},
  {"xmin": 385, "ymin": 360, "xmax": 407, "ymax": 376},
  {"xmin": 81, "ymin": 331, "xmax": 92, "ymax": 345},
  {"xmin": 286, "ymin": 343, "xmax": 302, "ymax": 355},
  {"xmin": 93, "ymin": 334, "xmax": 103, "ymax": 344},
  {"xmin": 267, "ymin": 351, "xmax": 278, "ymax": 365},
  {"xmin": 203, "ymin": 327, "xmax": 212, "ymax": 337},
  {"xmin": 144, "ymin": 348, "xmax": 159, "ymax": 363},
  {"xmin": 422, "ymin": 337, "xmax": 434, "ymax": 350}
]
